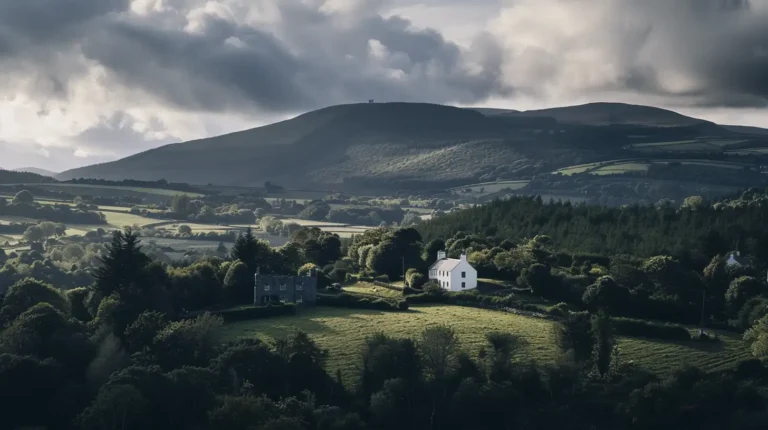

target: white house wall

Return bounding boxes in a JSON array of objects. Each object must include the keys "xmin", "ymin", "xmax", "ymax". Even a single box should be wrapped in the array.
[{"xmin": 448, "ymin": 261, "xmax": 477, "ymax": 292}]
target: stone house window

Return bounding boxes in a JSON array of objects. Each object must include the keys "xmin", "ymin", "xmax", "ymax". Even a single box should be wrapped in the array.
[
  {"xmin": 280, "ymin": 283, "xmax": 287, "ymax": 291},
  {"xmin": 264, "ymin": 284, "xmax": 271, "ymax": 291},
  {"xmin": 296, "ymin": 296, "xmax": 303, "ymax": 304}
]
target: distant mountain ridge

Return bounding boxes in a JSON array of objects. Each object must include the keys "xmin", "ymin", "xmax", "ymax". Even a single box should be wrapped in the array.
[
  {"xmin": 12, "ymin": 167, "xmax": 58, "ymax": 177},
  {"xmin": 58, "ymin": 102, "xmax": 768, "ymax": 191}
]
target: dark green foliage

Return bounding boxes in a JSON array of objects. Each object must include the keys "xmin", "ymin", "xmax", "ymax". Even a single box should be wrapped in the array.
[
  {"xmin": 420, "ymin": 196, "xmax": 768, "ymax": 261},
  {"xmin": 0, "ymin": 197, "xmax": 106, "ymax": 224},
  {"xmin": 406, "ymin": 270, "xmax": 426, "ymax": 289},
  {"xmin": 518, "ymin": 263, "xmax": 558, "ymax": 297},
  {"xmin": 555, "ymin": 311, "xmax": 594, "ymax": 362},
  {"xmin": 725, "ymin": 276, "xmax": 763, "ymax": 314},
  {"xmin": 93, "ymin": 229, "xmax": 152, "ymax": 297},
  {"xmin": 582, "ymin": 276, "xmax": 632, "ymax": 312},
  {"xmin": 13, "ymin": 190, "xmax": 34, "ymax": 204},
  {"xmin": 0, "ymin": 353, "xmax": 67, "ymax": 430},
  {"xmin": 124, "ymin": 311, "xmax": 168, "ymax": 354},
  {"xmin": 733, "ymin": 297, "xmax": 768, "ymax": 331},
  {"xmin": 0, "ymin": 278, "xmax": 70, "ymax": 325},
  {"xmin": 223, "ymin": 261, "xmax": 253, "ymax": 303},
  {"xmin": 0, "ymin": 303, "xmax": 95, "ymax": 375},
  {"xmin": 231, "ymin": 227, "xmax": 275, "ymax": 274},
  {"xmin": 168, "ymin": 261, "xmax": 223, "ymax": 311},
  {"xmin": 360, "ymin": 333, "xmax": 422, "ymax": 398},
  {"xmin": 423, "ymin": 239, "xmax": 446, "ymax": 267},
  {"xmin": 590, "ymin": 312, "xmax": 615, "ymax": 378},
  {"xmin": 65, "ymin": 287, "xmax": 91, "ymax": 322},
  {"xmin": 150, "ymin": 313, "xmax": 224, "ymax": 370}
]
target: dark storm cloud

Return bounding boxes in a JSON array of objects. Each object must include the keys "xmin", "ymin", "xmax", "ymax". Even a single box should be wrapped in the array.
[
  {"xmin": 0, "ymin": 0, "xmax": 766, "ymax": 118},
  {"xmin": 80, "ymin": 17, "xmax": 309, "ymax": 111},
  {"xmin": 0, "ymin": 0, "xmax": 511, "ymax": 114},
  {"xmin": 607, "ymin": 0, "xmax": 768, "ymax": 107}
]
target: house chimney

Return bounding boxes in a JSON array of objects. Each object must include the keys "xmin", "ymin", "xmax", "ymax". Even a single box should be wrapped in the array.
[
  {"xmin": 460, "ymin": 253, "xmax": 467, "ymax": 262},
  {"xmin": 437, "ymin": 250, "xmax": 446, "ymax": 261}
]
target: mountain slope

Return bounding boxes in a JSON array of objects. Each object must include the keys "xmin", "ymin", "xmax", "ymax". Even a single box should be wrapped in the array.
[
  {"xmin": 13, "ymin": 167, "xmax": 58, "ymax": 177},
  {"xmin": 723, "ymin": 125, "xmax": 768, "ymax": 135},
  {"xmin": 59, "ymin": 103, "xmax": 510, "ymax": 188},
  {"xmin": 59, "ymin": 101, "xmax": 744, "ymax": 191},
  {"xmin": 510, "ymin": 102, "xmax": 706, "ymax": 127}
]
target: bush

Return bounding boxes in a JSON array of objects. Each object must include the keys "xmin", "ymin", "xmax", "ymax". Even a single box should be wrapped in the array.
[
  {"xmin": 610, "ymin": 317, "xmax": 691, "ymax": 341},
  {"xmin": 214, "ymin": 304, "xmax": 296, "ymax": 322},
  {"xmin": 375, "ymin": 274, "xmax": 391, "ymax": 283},
  {"xmin": 316, "ymin": 293, "xmax": 406, "ymax": 312},
  {"xmin": 546, "ymin": 302, "xmax": 569, "ymax": 318}
]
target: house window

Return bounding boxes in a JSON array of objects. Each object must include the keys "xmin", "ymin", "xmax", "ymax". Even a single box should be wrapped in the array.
[
  {"xmin": 297, "ymin": 284, "xmax": 303, "ymax": 291},
  {"xmin": 280, "ymin": 284, "xmax": 287, "ymax": 291},
  {"xmin": 462, "ymin": 282, "xmax": 466, "ymax": 289},
  {"xmin": 461, "ymin": 272, "xmax": 466, "ymax": 278},
  {"xmin": 296, "ymin": 296, "xmax": 303, "ymax": 304},
  {"xmin": 264, "ymin": 284, "xmax": 271, "ymax": 291}
]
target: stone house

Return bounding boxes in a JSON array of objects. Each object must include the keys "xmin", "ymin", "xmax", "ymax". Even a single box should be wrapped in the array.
[{"xmin": 253, "ymin": 268, "xmax": 318, "ymax": 306}]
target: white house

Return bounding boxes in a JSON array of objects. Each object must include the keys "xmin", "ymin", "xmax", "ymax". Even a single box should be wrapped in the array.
[
  {"xmin": 428, "ymin": 250, "xmax": 478, "ymax": 292},
  {"xmin": 726, "ymin": 251, "xmax": 748, "ymax": 268}
]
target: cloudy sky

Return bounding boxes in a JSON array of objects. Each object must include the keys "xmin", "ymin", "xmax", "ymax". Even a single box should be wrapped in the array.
[{"xmin": 1, "ymin": 0, "xmax": 767, "ymax": 171}]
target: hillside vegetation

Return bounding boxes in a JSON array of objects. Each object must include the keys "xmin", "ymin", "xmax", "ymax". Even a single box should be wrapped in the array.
[{"xmin": 58, "ymin": 102, "xmax": 768, "ymax": 197}]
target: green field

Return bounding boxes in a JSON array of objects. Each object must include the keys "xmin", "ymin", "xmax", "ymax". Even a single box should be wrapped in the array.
[
  {"xmin": 217, "ymin": 305, "xmax": 558, "ymax": 384},
  {"xmin": 591, "ymin": 162, "xmax": 650, "ymax": 175},
  {"xmin": 556, "ymin": 158, "xmax": 752, "ymax": 177},
  {"xmin": 216, "ymin": 305, "xmax": 751, "ymax": 384},
  {"xmin": 342, "ymin": 282, "xmax": 403, "ymax": 299},
  {"xmin": 101, "ymin": 212, "xmax": 164, "ymax": 229},
  {"xmin": 630, "ymin": 139, "xmax": 748, "ymax": 153},
  {"xmin": 451, "ymin": 180, "xmax": 530, "ymax": 195},
  {"xmin": 554, "ymin": 162, "xmax": 607, "ymax": 175}
]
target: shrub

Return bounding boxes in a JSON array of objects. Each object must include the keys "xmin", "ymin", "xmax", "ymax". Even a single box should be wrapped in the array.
[
  {"xmin": 546, "ymin": 302, "xmax": 569, "ymax": 318},
  {"xmin": 375, "ymin": 274, "xmax": 391, "ymax": 283}
]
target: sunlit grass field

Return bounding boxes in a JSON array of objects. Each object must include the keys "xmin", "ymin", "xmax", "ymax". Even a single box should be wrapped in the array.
[{"xmin": 216, "ymin": 305, "xmax": 752, "ymax": 385}]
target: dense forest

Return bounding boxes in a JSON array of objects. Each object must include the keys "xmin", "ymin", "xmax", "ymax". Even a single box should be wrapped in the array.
[{"xmin": 420, "ymin": 192, "xmax": 768, "ymax": 268}]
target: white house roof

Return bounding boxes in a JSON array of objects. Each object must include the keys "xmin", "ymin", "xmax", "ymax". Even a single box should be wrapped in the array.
[
  {"xmin": 429, "ymin": 258, "xmax": 462, "ymax": 272},
  {"xmin": 726, "ymin": 251, "xmax": 749, "ymax": 266}
]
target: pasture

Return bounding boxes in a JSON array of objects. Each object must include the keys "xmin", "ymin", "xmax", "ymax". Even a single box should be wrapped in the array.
[
  {"xmin": 450, "ymin": 180, "xmax": 530, "ymax": 196},
  {"xmin": 342, "ymin": 282, "xmax": 403, "ymax": 299},
  {"xmin": 630, "ymin": 139, "xmax": 748, "ymax": 153},
  {"xmin": 217, "ymin": 305, "xmax": 559, "ymax": 384},
  {"xmin": 216, "ymin": 305, "xmax": 751, "ymax": 384},
  {"xmin": 555, "ymin": 158, "xmax": 753, "ymax": 176}
]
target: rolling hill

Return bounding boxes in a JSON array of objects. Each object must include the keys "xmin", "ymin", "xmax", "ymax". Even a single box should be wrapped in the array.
[
  {"xmin": 58, "ymin": 102, "xmax": 767, "ymax": 193},
  {"xmin": 503, "ymin": 102, "xmax": 707, "ymax": 127},
  {"xmin": 12, "ymin": 167, "xmax": 58, "ymax": 177}
]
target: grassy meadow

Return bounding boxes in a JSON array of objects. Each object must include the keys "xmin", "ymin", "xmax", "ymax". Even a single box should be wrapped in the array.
[
  {"xmin": 215, "ymin": 304, "xmax": 752, "ymax": 385},
  {"xmin": 217, "ymin": 305, "xmax": 559, "ymax": 385},
  {"xmin": 555, "ymin": 158, "xmax": 753, "ymax": 176}
]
